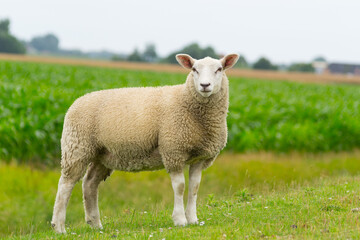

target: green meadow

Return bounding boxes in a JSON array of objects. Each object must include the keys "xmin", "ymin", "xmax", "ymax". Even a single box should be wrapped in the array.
[{"xmin": 2, "ymin": 153, "xmax": 360, "ymax": 239}]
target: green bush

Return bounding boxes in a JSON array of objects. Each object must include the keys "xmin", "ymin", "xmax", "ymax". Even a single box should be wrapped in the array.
[{"xmin": 288, "ymin": 63, "xmax": 315, "ymax": 72}]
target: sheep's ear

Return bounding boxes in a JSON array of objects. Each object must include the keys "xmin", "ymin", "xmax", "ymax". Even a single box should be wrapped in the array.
[
  {"xmin": 221, "ymin": 54, "xmax": 239, "ymax": 70},
  {"xmin": 176, "ymin": 54, "xmax": 195, "ymax": 69}
]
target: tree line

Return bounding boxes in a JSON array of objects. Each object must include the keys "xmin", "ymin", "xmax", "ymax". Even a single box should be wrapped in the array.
[
  {"xmin": 0, "ymin": 18, "xmax": 318, "ymax": 72},
  {"xmin": 112, "ymin": 43, "xmax": 316, "ymax": 72},
  {"xmin": 0, "ymin": 19, "xmax": 25, "ymax": 54}
]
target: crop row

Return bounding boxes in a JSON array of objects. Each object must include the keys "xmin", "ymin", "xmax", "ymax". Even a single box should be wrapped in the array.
[{"xmin": 1, "ymin": 61, "xmax": 359, "ymax": 164}]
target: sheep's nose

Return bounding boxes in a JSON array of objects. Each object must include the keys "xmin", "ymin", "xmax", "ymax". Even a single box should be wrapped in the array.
[{"xmin": 200, "ymin": 83, "xmax": 211, "ymax": 88}]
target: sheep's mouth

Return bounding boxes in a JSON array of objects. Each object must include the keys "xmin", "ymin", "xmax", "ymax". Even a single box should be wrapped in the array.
[{"xmin": 200, "ymin": 89, "xmax": 211, "ymax": 93}]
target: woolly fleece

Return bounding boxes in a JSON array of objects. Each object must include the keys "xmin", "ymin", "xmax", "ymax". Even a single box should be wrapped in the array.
[{"xmin": 60, "ymin": 66, "xmax": 229, "ymax": 178}]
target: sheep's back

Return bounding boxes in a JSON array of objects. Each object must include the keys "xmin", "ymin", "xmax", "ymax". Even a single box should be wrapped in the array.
[{"xmin": 92, "ymin": 87, "xmax": 160, "ymax": 150}]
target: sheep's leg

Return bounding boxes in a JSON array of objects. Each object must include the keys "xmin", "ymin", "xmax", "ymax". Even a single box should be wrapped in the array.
[
  {"xmin": 51, "ymin": 130, "xmax": 93, "ymax": 234},
  {"xmin": 82, "ymin": 162, "xmax": 112, "ymax": 229},
  {"xmin": 185, "ymin": 161, "xmax": 203, "ymax": 224},
  {"xmin": 170, "ymin": 170, "xmax": 187, "ymax": 226},
  {"xmin": 51, "ymin": 170, "xmax": 85, "ymax": 233}
]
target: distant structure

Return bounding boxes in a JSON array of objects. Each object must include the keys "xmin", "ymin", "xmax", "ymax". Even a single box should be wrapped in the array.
[
  {"xmin": 312, "ymin": 57, "xmax": 360, "ymax": 76},
  {"xmin": 327, "ymin": 63, "xmax": 360, "ymax": 76},
  {"xmin": 312, "ymin": 57, "xmax": 327, "ymax": 74}
]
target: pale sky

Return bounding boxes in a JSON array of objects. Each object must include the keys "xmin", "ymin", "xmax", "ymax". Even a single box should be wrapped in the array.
[{"xmin": 2, "ymin": 0, "xmax": 360, "ymax": 64}]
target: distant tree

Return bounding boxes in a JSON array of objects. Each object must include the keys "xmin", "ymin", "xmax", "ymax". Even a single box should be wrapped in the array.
[
  {"xmin": 201, "ymin": 46, "xmax": 218, "ymax": 59},
  {"xmin": 234, "ymin": 55, "xmax": 248, "ymax": 68},
  {"xmin": 162, "ymin": 43, "xmax": 218, "ymax": 64},
  {"xmin": 313, "ymin": 56, "xmax": 326, "ymax": 62},
  {"xmin": 0, "ymin": 19, "xmax": 26, "ymax": 54},
  {"xmin": 253, "ymin": 57, "xmax": 277, "ymax": 70},
  {"xmin": 30, "ymin": 33, "xmax": 59, "ymax": 52},
  {"xmin": 127, "ymin": 48, "xmax": 144, "ymax": 62},
  {"xmin": 288, "ymin": 63, "xmax": 315, "ymax": 73},
  {"xmin": 142, "ymin": 44, "xmax": 158, "ymax": 62},
  {"xmin": 0, "ymin": 19, "xmax": 10, "ymax": 33}
]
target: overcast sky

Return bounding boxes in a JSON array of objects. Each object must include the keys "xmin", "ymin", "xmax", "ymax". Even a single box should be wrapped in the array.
[{"xmin": 2, "ymin": 0, "xmax": 360, "ymax": 64}]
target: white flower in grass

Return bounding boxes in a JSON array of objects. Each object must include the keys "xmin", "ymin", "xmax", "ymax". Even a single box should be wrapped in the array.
[
  {"xmin": 149, "ymin": 234, "xmax": 153, "ymax": 238},
  {"xmin": 199, "ymin": 221, "xmax": 205, "ymax": 226},
  {"xmin": 264, "ymin": 206, "xmax": 268, "ymax": 209},
  {"xmin": 159, "ymin": 228, "xmax": 163, "ymax": 232},
  {"xmin": 99, "ymin": 231, "xmax": 103, "ymax": 234},
  {"xmin": 71, "ymin": 232, "xmax": 76, "ymax": 235}
]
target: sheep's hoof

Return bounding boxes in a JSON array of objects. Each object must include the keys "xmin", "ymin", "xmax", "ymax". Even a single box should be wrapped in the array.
[
  {"xmin": 173, "ymin": 215, "xmax": 188, "ymax": 227},
  {"xmin": 185, "ymin": 212, "xmax": 198, "ymax": 224},
  {"xmin": 86, "ymin": 220, "xmax": 103, "ymax": 229},
  {"xmin": 51, "ymin": 222, "xmax": 66, "ymax": 234},
  {"xmin": 186, "ymin": 218, "xmax": 199, "ymax": 225}
]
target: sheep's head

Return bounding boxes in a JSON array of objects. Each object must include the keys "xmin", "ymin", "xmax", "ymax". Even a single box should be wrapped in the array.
[{"xmin": 176, "ymin": 53, "xmax": 239, "ymax": 97}]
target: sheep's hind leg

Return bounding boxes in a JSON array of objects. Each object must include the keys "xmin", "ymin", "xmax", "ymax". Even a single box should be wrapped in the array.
[
  {"xmin": 52, "ymin": 163, "xmax": 88, "ymax": 234},
  {"xmin": 170, "ymin": 170, "xmax": 187, "ymax": 226},
  {"xmin": 83, "ymin": 161, "xmax": 113, "ymax": 229}
]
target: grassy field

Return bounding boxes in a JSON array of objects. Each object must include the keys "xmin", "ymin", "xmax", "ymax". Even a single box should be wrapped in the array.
[
  {"xmin": 2, "ymin": 152, "xmax": 360, "ymax": 239},
  {"xmin": 1, "ymin": 60, "xmax": 360, "ymax": 164},
  {"xmin": 1, "ymin": 58, "xmax": 360, "ymax": 239}
]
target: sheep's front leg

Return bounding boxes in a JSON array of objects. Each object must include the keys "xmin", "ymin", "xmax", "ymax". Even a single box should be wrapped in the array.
[
  {"xmin": 186, "ymin": 161, "xmax": 203, "ymax": 224},
  {"xmin": 169, "ymin": 170, "xmax": 187, "ymax": 226}
]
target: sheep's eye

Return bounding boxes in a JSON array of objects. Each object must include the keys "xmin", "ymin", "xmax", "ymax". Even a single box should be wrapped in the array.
[
  {"xmin": 215, "ymin": 67, "xmax": 222, "ymax": 73},
  {"xmin": 192, "ymin": 68, "xmax": 198, "ymax": 73}
]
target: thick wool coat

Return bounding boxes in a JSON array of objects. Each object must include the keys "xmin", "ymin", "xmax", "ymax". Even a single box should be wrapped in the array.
[{"xmin": 60, "ymin": 72, "xmax": 229, "ymax": 178}]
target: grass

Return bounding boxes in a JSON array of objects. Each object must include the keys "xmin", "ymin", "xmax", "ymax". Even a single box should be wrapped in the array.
[
  {"xmin": 1, "ymin": 60, "xmax": 360, "ymax": 164},
  {"xmin": 2, "ymin": 152, "xmax": 360, "ymax": 239}
]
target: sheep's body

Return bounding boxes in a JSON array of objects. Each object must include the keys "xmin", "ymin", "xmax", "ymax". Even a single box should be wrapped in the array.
[
  {"xmin": 62, "ymin": 75, "xmax": 228, "ymax": 175},
  {"xmin": 51, "ymin": 54, "xmax": 238, "ymax": 234}
]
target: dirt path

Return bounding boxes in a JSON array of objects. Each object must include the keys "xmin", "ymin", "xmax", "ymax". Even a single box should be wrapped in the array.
[{"xmin": 1, "ymin": 53, "xmax": 360, "ymax": 85}]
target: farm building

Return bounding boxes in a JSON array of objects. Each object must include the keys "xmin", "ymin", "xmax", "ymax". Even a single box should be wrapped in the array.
[
  {"xmin": 312, "ymin": 58, "xmax": 360, "ymax": 76},
  {"xmin": 312, "ymin": 57, "xmax": 327, "ymax": 74},
  {"xmin": 327, "ymin": 63, "xmax": 360, "ymax": 76}
]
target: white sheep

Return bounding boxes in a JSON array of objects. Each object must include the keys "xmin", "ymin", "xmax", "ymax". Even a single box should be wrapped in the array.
[{"xmin": 51, "ymin": 53, "xmax": 239, "ymax": 233}]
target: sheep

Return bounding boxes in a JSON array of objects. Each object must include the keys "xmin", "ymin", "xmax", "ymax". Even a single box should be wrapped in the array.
[{"xmin": 51, "ymin": 53, "xmax": 239, "ymax": 233}]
